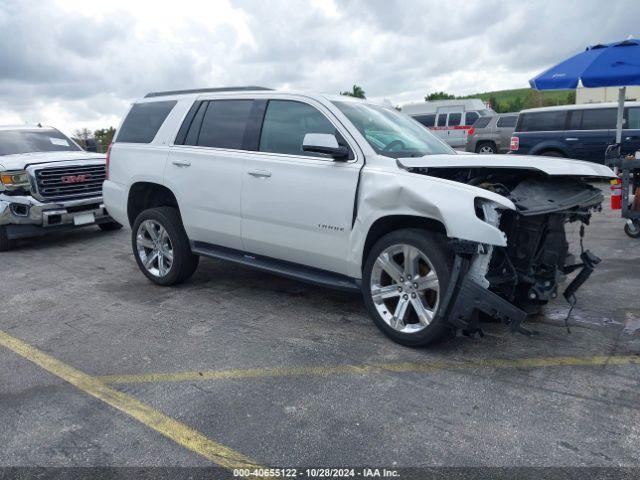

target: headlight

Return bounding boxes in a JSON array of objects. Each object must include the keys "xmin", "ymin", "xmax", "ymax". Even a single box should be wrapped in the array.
[{"xmin": 0, "ymin": 171, "xmax": 30, "ymax": 191}]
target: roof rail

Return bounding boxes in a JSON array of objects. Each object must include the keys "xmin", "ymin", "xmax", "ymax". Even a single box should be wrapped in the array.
[{"xmin": 144, "ymin": 86, "xmax": 274, "ymax": 98}]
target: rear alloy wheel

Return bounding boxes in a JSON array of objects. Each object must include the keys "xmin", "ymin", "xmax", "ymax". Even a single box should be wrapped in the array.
[
  {"xmin": 362, "ymin": 229, "xmax": 452, "ymax": 347},
  {"xmin": 476, "ymin": 142, "xmax": 496, "ymax": 154},
  {"xmin": 132, "ymin": 207, "xmax": 199, "ymax": 286}
]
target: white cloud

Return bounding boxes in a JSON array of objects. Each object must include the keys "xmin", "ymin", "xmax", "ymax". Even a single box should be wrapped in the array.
[{"xmin": 0, "ymin": 0, "xmax": 639, "ymax": 133}]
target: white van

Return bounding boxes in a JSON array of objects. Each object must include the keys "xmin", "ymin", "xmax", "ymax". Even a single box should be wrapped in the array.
[{"xmin": 401, "ymin": 99, "xmax": 495, "ymax": 148}]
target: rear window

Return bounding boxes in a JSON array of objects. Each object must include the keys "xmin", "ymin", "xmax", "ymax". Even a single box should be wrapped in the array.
[
  {"xmin": 516, "ymin": 111, "xmax": 566, "ymax": 132},
  {"xmin": 473, "ymin": 117, "xmax": 492, "ymax": 129},
  {"xmin": 117, "ymin": 101, "xmax": 176, "ymax": 143},
  {"xmin": 197, "ymin": 100, "xmax": 253, "ymax": 149},
  {"xmin": 0, "ymin": 129, "xmax": 81, "ymax": 156},
  {"xmin": 464, "ymin": 111, "xmax": 480, "ymax": 125},
  {"xmin": 414, "ymin": 114, "xmax": 435, "ymax": 127},
  {"xmin": 497, "ymin": 115, "xmax": 517, "ymax": 128},
  {"xmin": 448, "ymin": 113, "xmax": 461, "ymax": 126},
  {"xmin": 581, "ymin": 108, "xmax": 617, "ymax": 130}
]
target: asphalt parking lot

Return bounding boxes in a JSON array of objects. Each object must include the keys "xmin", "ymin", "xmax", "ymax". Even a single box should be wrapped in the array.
[{"xmin": 1, "ymin": 186, "xmax": 639, "ymax": 477}]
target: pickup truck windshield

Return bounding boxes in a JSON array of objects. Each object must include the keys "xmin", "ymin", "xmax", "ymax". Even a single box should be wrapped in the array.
[
  {"xmin": 333, "ymin": 101, "xmax": 454, "ymax": 158},
  {"xmin": 0, "ymin": 129, "xmax": 81, "ymax": 156}
]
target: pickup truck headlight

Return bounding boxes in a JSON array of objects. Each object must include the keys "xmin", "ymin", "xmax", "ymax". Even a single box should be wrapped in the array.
[{"xmin": 0, "ymin": 171, "xmax": 30, "ymax": 191}]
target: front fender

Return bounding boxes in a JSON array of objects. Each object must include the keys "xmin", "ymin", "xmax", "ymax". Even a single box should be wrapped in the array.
[{"xmin": 347, "ymin": 169, "xmax": 515, "ymax": 277}]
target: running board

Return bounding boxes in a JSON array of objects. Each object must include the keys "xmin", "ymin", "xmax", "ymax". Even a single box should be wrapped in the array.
[{"xmin": 191, "ymin": 241, "xmax": 360, "ymax": 292}]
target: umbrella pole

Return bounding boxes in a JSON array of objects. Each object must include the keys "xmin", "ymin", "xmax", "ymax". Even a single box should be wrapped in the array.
[{"xmin": 615, "ymin": 86, "xmax": 626, "ymax": 145}]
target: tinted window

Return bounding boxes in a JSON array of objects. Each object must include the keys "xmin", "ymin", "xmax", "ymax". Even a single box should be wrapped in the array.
[
  {"xmin": 496, "ymin": 115, "xmax": 517, "ymax": 128},
  {"xmin": 414, "ymin": 114, "xmax": 435, "ymax": 127},
  {"xmin": 473, "ymin": 117, "xmax": 492, "ymax": 129},
  {"xmin": 0, "ymin": 129, "xmax": 81, "ymax": 156},
  {"xmin": 437, "ymin": 115, "xmax": 447, "ymax": 127},
  {"xmin": 465, "ymin": 111, "xmax": 479, "ymax": 125},
  {"xmin": 118, "ymin": 101, "xmax": 176, "ymax": 143},
  {"xmin": 259, "ymin": 100, "xmax": 336, "ymax": 157},
  {"xmin": 183, "ymin": 102, "xmax": 208, "ymax": 146},
  {"xmin": 626, "ymin": 107, "xmax": 640, "ymax": 129},
  {"xmin": 581, "ymin": 108, "xmax": 617, "ymax": 130},
  {"xmin": 448, "ymin": 113, "xmax": 461, "ymax": 126},
  {"xmin": 517, "ymin": 111, "xmax": 566, "ymax": 132},
  {"xmin": 198, "ymin": 100, "xmax": 253, "ymax": 149},
  {"xmin": 568, "ymin": 110, "xmax": 583, "ymax": 130}
]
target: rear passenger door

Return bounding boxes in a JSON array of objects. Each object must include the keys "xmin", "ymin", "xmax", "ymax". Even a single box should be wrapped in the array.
[
  {"xmin": 566, "ymin": 108, "xmax": 616, "ymax": 162},
  {"xmin": 240, "ymin": 99, "xmax": 362, "ymax": 275},
  {"xmin": 165, "ymin": 99, "xmax": 255, "ymax": 249}
]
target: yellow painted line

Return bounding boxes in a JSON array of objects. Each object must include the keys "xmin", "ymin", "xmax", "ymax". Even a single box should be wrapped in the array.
[
  {"xmin": 99, "ymin": 354, "xmax": 640, "ymax": 385},
  {"xmin": 0, "ymin": 329, "xmax": 262, "ymax": 472}
]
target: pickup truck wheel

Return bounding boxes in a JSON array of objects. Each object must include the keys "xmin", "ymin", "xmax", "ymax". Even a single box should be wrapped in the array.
[
  {"xmin": 98, "ymin": 221, "xmax": 122, "ymax": 232},
  {"xmin": 0, "ymin": 226, "xmax": 13, "ymax": 252},
  {"xmin": 131, "ymin": 207, "xmax": 199, "ymax": 286},
  {"xmin": 362, "ymin": 229, "xmax": 453, "ymax": 347}
]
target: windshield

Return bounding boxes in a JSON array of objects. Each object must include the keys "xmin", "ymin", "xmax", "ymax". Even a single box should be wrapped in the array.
[
  {"xmin": 0, "ymin": 129, "xmax": 81, "ymax": 156},
  {"xmin": 333, "ymin": 101, "xmax": 454, "ymax": 158}
]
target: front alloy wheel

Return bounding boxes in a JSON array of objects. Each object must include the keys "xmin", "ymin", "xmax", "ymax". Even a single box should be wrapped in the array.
[
  {"xmin": 370, "ymin": 244, "xmax": 440, "ymax": 333},
  {"xmin": 136, "ymin": 219, "xmax": 174, "ymax": 277},
  {"xmin": 362, "ymin": 229, "xmax": 452, "ymax": 347}
]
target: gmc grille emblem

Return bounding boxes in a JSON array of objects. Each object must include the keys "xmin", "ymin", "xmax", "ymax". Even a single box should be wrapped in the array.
[{"xmin": 60, "ymin": 174, "xmax": 92, "ymax": 184}]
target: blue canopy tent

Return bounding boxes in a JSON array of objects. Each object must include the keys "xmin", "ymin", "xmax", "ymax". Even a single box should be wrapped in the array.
[{"xmin": 530, "ymin": 38, "xmax": 640, "ymax": 146}]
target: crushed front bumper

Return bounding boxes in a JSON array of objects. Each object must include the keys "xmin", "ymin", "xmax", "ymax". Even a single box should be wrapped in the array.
[{"xmin": 0, "ymin": 194, "xmax": 112, "ymax": 240}]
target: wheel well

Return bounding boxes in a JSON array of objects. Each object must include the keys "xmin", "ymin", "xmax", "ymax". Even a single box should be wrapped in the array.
[
  {"xmin": 127, "ymin": 182, "xmax": 179, "ymax": 226},
  {"xmin": 475, "ymin": 140, "xmax": 497, "ymax": 151},
  {"xmin": 362, "ymin": 215, "xmax": 447, "ymax": 266},
  {"xmin": 537, "ymin": 148, "xmax": 567, "ymax": 157}
]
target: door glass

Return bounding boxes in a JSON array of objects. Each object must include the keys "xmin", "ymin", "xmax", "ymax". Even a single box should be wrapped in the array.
[
  {"xmin": 464, "ymin": 111, "xmax": 479, "ymax": 125},
  {"xmin": 581, "ymin": 108, "xmax": 617, "ymax": 130},
  {"xmin": 197, "ymin": 100, "xmax": 253, "ymax": 149},
  {"xmin": 448, "ymin": 113, "xmax": 461, "ymax": 127},
  {"xmin": 496, "ymin": 115, "xmax": 517, "ymax": 128},
  {"xmin": 183, "ymin": 102, "xmax": 208, "ymax": 146},
  {"xmin": 626, "ymin": 107, "xmax": 640, "ymax": 129},
  {"xmin": 567, "ymin": 110, "xmax": 583, "ymax": 130},
  {"xmin": 259, "ymin": 100, "xmax": 336, "ymax": 157},
  {"xmin": 436, "ymin": 115, "xmax": 447, "ymax": 127}
]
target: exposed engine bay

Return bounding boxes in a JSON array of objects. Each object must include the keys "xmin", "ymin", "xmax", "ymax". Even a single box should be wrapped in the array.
[{"xmin": 409, "ymin": 166, "xmax": 605, "ymax": 333}]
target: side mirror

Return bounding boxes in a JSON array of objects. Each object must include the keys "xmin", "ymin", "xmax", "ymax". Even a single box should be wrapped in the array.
[{"xmin": 302, "ymin": 133, "xmax": 350, "ymax": 160}]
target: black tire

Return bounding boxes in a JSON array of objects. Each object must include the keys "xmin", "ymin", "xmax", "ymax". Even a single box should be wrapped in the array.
[
  {"xmin": 131, "ymin": 207, "xmax": 199, "ymax": 286},
  {"xmin": 624, "ymin": 220, "xmax": 640, "ymax": 238},
  {"xmin": 475, "ymin": 141, "xmax": 497, "ymax": 154},
  {"xmin": 361, "ymin": 228, "xmax": 453, "ymax": 347},
  {"xmin": 539, "ymin": 150, "xmax": 566, "ymax": 158},
  {"xmin": 98, "ymin": 221, "xmax": 123, "ymax": 232},
  {"xmin": 0, "ymin": 226, "xmax": 13, "ymax": 252}
]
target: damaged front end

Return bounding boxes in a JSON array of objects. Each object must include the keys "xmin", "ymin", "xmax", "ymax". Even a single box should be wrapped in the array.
[{"xmin": 428, "ymin": 169, "xmax": 605, "ymax": 334}]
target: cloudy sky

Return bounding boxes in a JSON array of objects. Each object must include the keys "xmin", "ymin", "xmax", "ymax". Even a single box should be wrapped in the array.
[{"xmin": 0, "ymin": 0, "xmax": 638, "ymax": 135}]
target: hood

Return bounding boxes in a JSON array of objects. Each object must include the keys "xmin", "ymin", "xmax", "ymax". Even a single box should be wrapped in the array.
[
  {"xmin": 397, "ymin": 153, "xmax": 615, "ymax": 178},
  {"xmin": 0, "ymin": 151, "xmax": 105, "ymax": 171}
]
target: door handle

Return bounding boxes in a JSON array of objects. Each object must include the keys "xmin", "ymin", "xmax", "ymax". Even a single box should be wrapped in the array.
[
  {"xmin": 171, "ymin": 159, "xmax": 191, "ymax": 167},
  {"xmin": 248, "ymin": 169, "xmax": 272, "ymax": 178},
  {"xmin": 565, "ymin": 138, "xmax": 579, "ymax": 141},
  {"xmin": 625, "ymin": 136, "xmax": 638, "ymax": 141}
]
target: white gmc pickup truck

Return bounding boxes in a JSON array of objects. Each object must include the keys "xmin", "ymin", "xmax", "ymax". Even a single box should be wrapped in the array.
[
  {"xmin": 103, "ymin": 87, "xmax": 615, "ymax": 347},
  {"xmin": 0, "ymin": 125, "xmax": 120, "ymax": 250}
]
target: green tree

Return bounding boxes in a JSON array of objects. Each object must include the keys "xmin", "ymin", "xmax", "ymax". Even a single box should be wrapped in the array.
[
  {"xmin": 94, "ymin": 127, "xmax": 116, "ymax": 153},
  {"xmin": 340, "ymin": 85, "xmax": 366, "ymax": 99},
  {"xmin": 425, "ymin": 91, "xmax": 456, "ymax": 101}
]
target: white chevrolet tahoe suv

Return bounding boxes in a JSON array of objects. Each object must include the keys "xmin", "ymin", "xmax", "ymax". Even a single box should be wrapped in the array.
[
  {"xmin": 104, "ymin": 87, "xmax": 614, "ymax": 346},
  {"xmin": 0, "ymin": 125, "xmax": 119, "ymax": 250}
]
